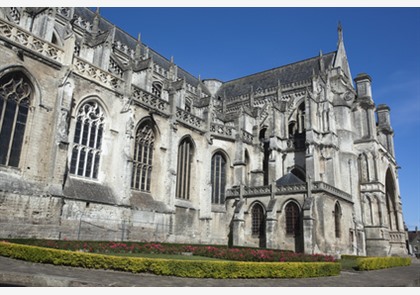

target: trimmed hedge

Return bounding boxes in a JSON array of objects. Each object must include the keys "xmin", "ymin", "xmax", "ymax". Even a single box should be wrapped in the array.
[
  {"xmin": 355, "ymin": 256, "xmax": 411, "ymax": 271},
  {"xmin": 0, "ymin": 241, "xmax": 341, "ymax": 279}
]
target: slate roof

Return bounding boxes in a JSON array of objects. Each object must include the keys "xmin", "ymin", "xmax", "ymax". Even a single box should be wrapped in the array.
[
  {"xmin": 63, "ymin": 177, "xmax": 117, "ymax": 205},
  {"xmin": 72, "ymin": 8, "xmax": 202, "ymax": 90},
  {"xmin": 217, "ymin": 52, "xmax": 336, "ymax": 98},
  {"xmin": 71, "ymin": 8, "xmax": 336, "ymax": 100},
  {"xmin": 276, "ymin": 172, "xmax": 305, "ymax": 187}
]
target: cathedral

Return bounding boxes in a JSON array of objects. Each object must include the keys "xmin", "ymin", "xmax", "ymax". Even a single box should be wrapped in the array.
[{"xmin": 0, "ymin": 7, "xmax": 409, "ymax": 257}]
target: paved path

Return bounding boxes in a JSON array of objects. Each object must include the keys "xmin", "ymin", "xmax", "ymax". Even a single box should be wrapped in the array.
[{"xmin": 0, "ymin": 255, "xmax": 419, "ymax": 287}]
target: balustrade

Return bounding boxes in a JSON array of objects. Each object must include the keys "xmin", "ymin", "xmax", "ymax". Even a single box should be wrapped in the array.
[
  {"xmin": 175, "ymin": 107, "xmax": 205, "ymax": 129},
  {"xmin": 131, "ymin": 85, "xmax": 169, "ymax": 113},
  {"xmin": 0, "ymin": 18, "xmax": 64, "ymax": 62},
  {"xmin": 73, "ymin": 57, "xmax": 124, "ymax": 91}
]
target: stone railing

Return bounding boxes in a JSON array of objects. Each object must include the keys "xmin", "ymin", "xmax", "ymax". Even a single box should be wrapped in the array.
[
  {"xmin": 360, "ymin": 182, "xmax": 385, "ymax": 193},
  {"xmin": 73, "ymin": 56, "xmax": 124, "ymax": 91},
  {"xmin": 0, "ymin": 18, "xmax": 64, "ymax": 63},
  {"xmin": 241, "ymin": 129, "xmax": 254, "ymax": 144},
  {"xmin": 275, "ymin": 183, "xmax": 307, "ymax": 194},
  {"xmin": 244, "ymin": 185, "xmax": 272, "ymax": 196},
  {"xmin": 176, "ymin": 107, "xmax": 205, "ymax": 130},
  {"xmin": 312, "ymin": 181, "xmax": 352, "ymax": 202},
  {"xmin": 226, "ymin": 187, "xmax": 240, "ymax": 197},
  {"xmin": 210, "ymin": 123, "xmax": 235, "ymax": 138},
  {"xmin": 389, "ymin": 231, "xmax": 405, "ymax": 243},
  {"xmin": 131, "ymin": 85, "xmax": 169, "ymax": 114},
  {"xmin": 226, "ymin": 181, "xmax": 353, "ymax": 200}
]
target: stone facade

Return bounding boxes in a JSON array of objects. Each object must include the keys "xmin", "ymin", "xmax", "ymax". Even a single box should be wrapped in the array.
[{"xmin": 0, "ymin": 7, "xmax": 408, "ymax": 257}]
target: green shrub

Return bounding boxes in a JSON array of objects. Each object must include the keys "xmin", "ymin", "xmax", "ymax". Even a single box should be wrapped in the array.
[
  {"xmin": 0, "ymin": 241, "xmax": 340, "ymax": 279},
  {"xmin": 355, "ymin": 256, "xmax": 411, "ymax": 270}
]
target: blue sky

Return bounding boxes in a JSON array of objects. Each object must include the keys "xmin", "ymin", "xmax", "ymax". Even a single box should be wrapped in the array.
[{"xmin": 92, "ymin": 6, "xmax": 420, "ymax": 231}]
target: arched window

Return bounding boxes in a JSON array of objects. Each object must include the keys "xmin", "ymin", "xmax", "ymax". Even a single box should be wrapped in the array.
[
  {"xmin": 69, "ymin": 101, "xmax": 105, "ymax": 179},
  {"xmin": 252, "ymin": 203, "xmax": 265, "ymax": 236},
  {"xmin": 211, "ymin": 152, "xmax": 226, "ymax": 204},
  {"xmin": 259, "ymin": 127, "xmax": 270, "ymax": 185},
  {"xmin": 244, "ymin": 149, "xmax": 250, "ymax": 186},
  {"xmin": 334, "ymin": 202, "xmax": 342, "ymax": 238},
  {"xmin": 131, "ymin": 121, "xmax": 155, "ymax": 192},
  {"xmin": 176, "ymin": 137, "xmax": 194, "ymax": 200},
  {"xmin": 286, "ymin": 202, "xmax": 300, "ymax": 235},
  {"xmin": 289, "ymin": 102, "xmax": 306, "ymax": 150},
  {"xmin": 0, "ymin": 72, "xmax": 32, "ymax": 167},
  {"xmin": 152, "ymin": 82, "xmax": 162, "ymax": 97}
]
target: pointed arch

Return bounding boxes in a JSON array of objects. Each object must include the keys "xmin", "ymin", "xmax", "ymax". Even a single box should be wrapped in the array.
[
  {"xmin": 285, "ymin": 201, "xmax": 301, "ymax": 236},
  {"xmin": 131, "ymin": 117, "xmax": 156, "ymax": 192},
  {"xmin": 176, "ymin": 136, "xmax": 195, "ymax": 200},
  {"xmin": 334, "ymin": 202, "xmax": 342, "ymax": 238},
  {"xmin": 244, "ymin": 148, "xmax": 250, "ymax": 186},
  {"xmin": 69, "ymin": 100, "xmax": 105, "ymax": 179},
  {"xmin": 0, "ymin": 71, "xmax": 34, "ymax": 167},
  {"xmin": 152, "ymin": 81, "xmax": 163, "ymax": 97},
  {"xmin": 251, "ymin": 202, "xmax": 265, "ymax": 236},
  {"xmin": 211, "ymin": 150, "xmax": 227, "ymax": 204},
  {"xmin": 288, "ymin": 101, "xmax": 306, "ymax": 150}
]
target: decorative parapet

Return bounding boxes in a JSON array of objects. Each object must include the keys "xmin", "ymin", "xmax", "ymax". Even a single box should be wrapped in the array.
[
  {"xmin": 244, "ymin": 185, "xmax": 271, "ymax": 196},
  {"xmin": 360, "ymin": 182, "xmax": 385, "ymax": 193},
  {"xmin": 131, "ymin": 85, "xmax": 169, "ymax": 114},
  {"xmin": 312, "ymin": 181, "xmax": 352, "ymax": 202},
  {"xmin": 226, "ymin": 187, "xmax": 240, "ymax": 198},
  {"xmin": 226, "ymin": 181, "xmax": 352, "ymax": 201},
  {"xmin": 0, "ymin": 18, "xmax": 64, "ymax": 63},
  {"xmin": 176, "ymin": 107, "xmax": 205, "ymax": 130},
  {"xmin": 275, "ymin": 183, "xmax": 307, "ymax": 194},
  {"xmin": 389, "ymin": 231, "xmax": 406, "ymax": 243},
  {"xmin": 73, "ymin": 56, "xmax": 124, "ymax": 92},
  {"xmin": 241, "ymin": 129, "xmax": 254, "ymax": 144},
  {"xmin": 210, "ymin": 123, "xmax": 235, "ymax": 139}
]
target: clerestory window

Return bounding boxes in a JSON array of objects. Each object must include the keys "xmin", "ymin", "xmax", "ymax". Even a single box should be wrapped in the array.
[
  {"xmin": 211, "ymin": 152, "xmax": 226, "ymax": 204},
  {"xmin": 69, "ymin": 101, "xmax": 105, "ymax": 179},
  {"xmin": 152, "ymin": 82, "xmax": 162, "ymax": 97},
  {"xmin": 131, "ymin": 121, "xmax": 155, "ymax": 192},
  {"xmin": 0, "ymin": 72, "xmax": 32, "ymax": 167}
]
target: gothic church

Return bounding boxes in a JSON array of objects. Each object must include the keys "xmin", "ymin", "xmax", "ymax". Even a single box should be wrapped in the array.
[{"xmin": 0, "ymin": 7, "xmax": 408, "ymax": 257}]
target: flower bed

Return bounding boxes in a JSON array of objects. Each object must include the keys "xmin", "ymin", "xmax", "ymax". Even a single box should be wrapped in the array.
[{"xmin": 5, "ymin": 239, "xmax": 335, "ymax": 263}]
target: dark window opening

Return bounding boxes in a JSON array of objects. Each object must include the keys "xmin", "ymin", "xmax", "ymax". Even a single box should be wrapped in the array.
[
  {"xmin": 0, "ymin": 72, "xmax": 32, "ymax": 167},
  {"xmin": 131, "ymin": 122, "xmax": 155, "ymax": 192},
  {"xmin": 211, "ymin": 152, "xmax": 226, "ymax": 204},
  {"xmin": 286, "ymin": 202, "xmax": 301, "ymax": 235}
]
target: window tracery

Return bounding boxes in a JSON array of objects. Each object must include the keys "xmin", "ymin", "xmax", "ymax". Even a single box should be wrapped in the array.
[
  {"xmin": 131, "ymin": 121, "xmax": 155, "ymax": 192},
  {"xmin": 69, "ymin": 101, "xmax": 105, "ymax": 179},
  {"xmin": 251, "ymin": 203, "xmax": 265, "ymax": 236},
  {"xmin": 0, "ymin": 72, "xmax": 32, "ymax": 167},
  {"xmin": 286, "ymin": 202, "xmax": 300, "ymax": 235},
  {"xmin": 176, "ymin": 137, "xmax": 194, "ymax": 200},
  {"xmin": 211, "ymin": 152, "xmax": 226, "ymax": 204},
  {"xmin": 152, "ymin": 81, "xmax": 162, "ymax": 97}
]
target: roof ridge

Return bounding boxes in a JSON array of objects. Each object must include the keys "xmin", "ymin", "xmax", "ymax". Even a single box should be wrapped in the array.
[{"xmin": 224, "ymin": 51, "xmax": 337, "ymax": 84}]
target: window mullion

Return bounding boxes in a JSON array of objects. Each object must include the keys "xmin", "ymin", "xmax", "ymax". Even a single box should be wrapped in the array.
[{"xmin": 5, "ymin": 101, "xmax": 19, "ymax": 165}]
